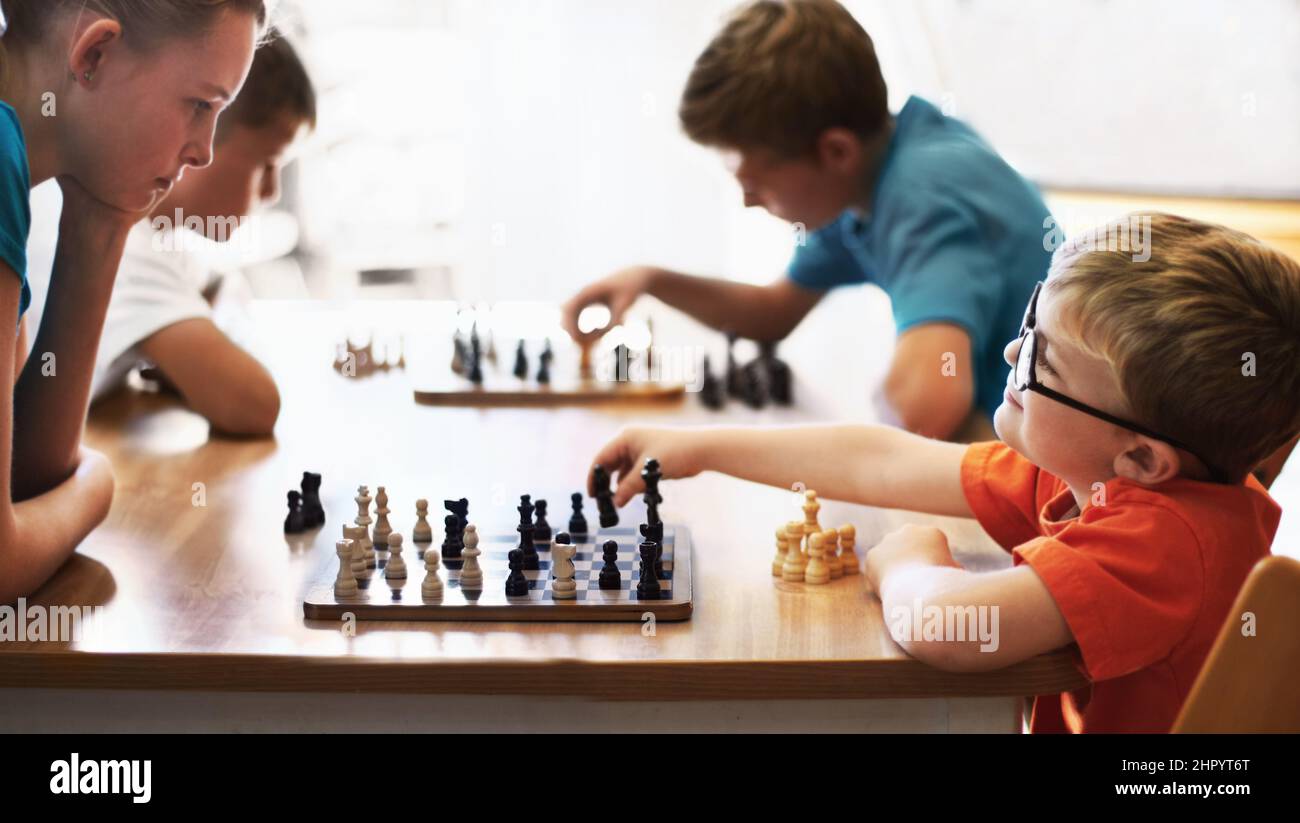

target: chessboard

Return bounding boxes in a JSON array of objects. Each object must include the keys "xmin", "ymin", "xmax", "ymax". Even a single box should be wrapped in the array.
[{"xmin": 303, "ymin": 525, "xmax": 693, "ymax": 622}]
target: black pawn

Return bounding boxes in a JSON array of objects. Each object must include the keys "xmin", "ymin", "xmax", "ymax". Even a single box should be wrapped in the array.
[
  {"xmin": 568, "ymin": 492, "xmax": 588, "ymax": 538},
  {"xmin": 300, "ymin": 471, "xmax": 324, "ymax": 528},
  {"xmin": 512, "ymin": 340, "xmax": 528, "ymax": 380},
  {"xmin": 441, "ymin": 513, "xmax": 463, "ymax": 560},
  {"xmin": 537, "ymin": 343, "xmax": 553, "ymax": 385},
  {"xmin": 598, "ymin": 539, "xmax": 621, "ymax": 590},
  {"xmin": 760, "ymin": 341, "xmax": 792, "ymax": 406},
  {"xmin": 725, "ymin": 332, "xmax": 743, "ymax": 398},
  {"xmin": 505, "ymin": 549, "xmax": 529, "ymax": 597},
  {"xmin": 284, "ymin": 490, "xmax": 306, "ymax": 534},
  {"xmin": 636, "ymin": 540, "xmax": 661, "ymax": 599},
  {"xmin": 612, "ymin": 343, "xmax": 632, "ymax": 382},
  {"xmin": 533, "ymin": 499, "xmax": 552, "ymax": 541},
  {"xmin": 592, "ymin": 464, "xmax": 619, "ymax": 528},
  {"xmin": 467, "ymin": 347, "xmax": 483, "ymax": 384}
]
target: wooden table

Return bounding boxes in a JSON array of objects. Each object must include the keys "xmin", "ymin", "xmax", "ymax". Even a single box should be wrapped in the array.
[{"xmin": 0, "ymin": 299, "xmax": 1086, "ymax": 732}]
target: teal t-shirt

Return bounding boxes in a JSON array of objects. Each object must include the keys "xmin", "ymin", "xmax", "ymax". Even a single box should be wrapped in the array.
[
  {"xmin": 0, "ymin": 101, "xmax": 32, "ymax": 318},
  {"xmin": 788, "ymin": 96, "xmax": 1052, "ymax": 419}
]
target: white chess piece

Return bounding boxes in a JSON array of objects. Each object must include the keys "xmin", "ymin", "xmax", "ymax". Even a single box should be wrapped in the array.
[
  {"xmin": 459, "ymin": 524, "xmax": 483, "ymax": 590},
  {"xmin": 345, "ymin": 525, "xmax": 367, "ymax": 575},
  {"xmin": 805, "ymin": 531, "xmax": 830, "ymax": 585},
  {"xmin": 372, "ymin": 486, "xmax": 393, "ymax": 550},
  {"xmin": 412, "ymin": 499, "xmax": 433, "ymax": 544},
  {"xmin": 385, "ymin": 533, "xmax": 407, "ymax": 579},
  {"xmin": 422, "ymin": 540, "xmax": 444, "ymax": 598},
  {"xmin": 551, "ymin": 538, "xmax": 577, "ymax": 600},
  {"xmin": 334, "ymin": 539, "xmax": 358, "ymax": 598},
  {"xmin": 354, "ymin": 486, "xmax": 374, "ymax": 565},
  {"xmin": 838, "ymin": 524, "xmax": 860, "ymax": 575}
]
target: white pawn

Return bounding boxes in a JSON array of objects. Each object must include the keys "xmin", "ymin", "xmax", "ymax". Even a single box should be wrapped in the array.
[
  {"xmin": 459, "ymin": 524, "xmax": 483, "ymax": 591},
  {"xmin": 805, "ymin": 531, "xmax": 830, "ymax": 585},
  {"xmin": 334, "ymin": 539, "xmax": 358, "ymax": 598},
  {"xmin": 821, "ymin": 528, "xmax": 843, "ymax": 579},
  {"xmin": 838, "ymin": 524, "xmax": 861, "ymax": 575},
  {"xmin": 551, "ymin": 537, "xmax": 577, "ymax": 600},
  {"xmin": 412, "ymin": 499, "xmax": 433, "ymax": 544},
  {"xmin": 422, "ymin": 540, "xmax": 443, "ymax": 598},
  {"xmin": 385, "ymin": 533, "xmax": 407, "ymax": 579}
]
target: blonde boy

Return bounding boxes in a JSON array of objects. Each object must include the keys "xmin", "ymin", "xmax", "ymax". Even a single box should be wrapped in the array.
[{"xmin": 590, "ymin": 214, "xmax": 1300, "ymax": 732}]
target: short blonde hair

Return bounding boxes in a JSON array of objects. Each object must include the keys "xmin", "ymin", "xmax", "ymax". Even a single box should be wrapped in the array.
[
  {"xmin": 679, "ymin": 0, "xmax": 889, "ymax": 157},
  {"xmin": 1046, "ymin": 212, "xmax": 1300, "ymax": 483}
]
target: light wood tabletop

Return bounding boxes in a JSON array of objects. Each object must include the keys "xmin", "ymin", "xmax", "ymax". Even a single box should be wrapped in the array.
[{"xmin": 0, "ymin": 299, "xmax": 1088, "ymax": 703}]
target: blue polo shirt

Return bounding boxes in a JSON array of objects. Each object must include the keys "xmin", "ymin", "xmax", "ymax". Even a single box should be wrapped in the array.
[
  {"xmin": 0, "ymin": 101, "xmax": 32, "ymax": 318},
  {"xmin": 788, "ymin": 96, "xmax": 1052, "ymax": 419}
]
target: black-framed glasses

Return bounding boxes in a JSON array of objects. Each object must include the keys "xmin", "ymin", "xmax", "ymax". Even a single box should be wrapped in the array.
[{"xmin": 1013, "ymin": 281, "xmax": 1227, "ymax": 483}]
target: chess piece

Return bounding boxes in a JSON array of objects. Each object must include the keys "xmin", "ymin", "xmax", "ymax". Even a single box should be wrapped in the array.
[
  {"xmin": 372, "ymin": 486, "xmax": 393, "ymax": 550},
  {"xmin": 512, "ymin": 340, "xmax": 529, "ymax": 380},
  {"xmin": 440, "ymin": 514, "xmax": 463, "ymax": 561},
  {"xmin": 592, "ymin": 464, "xmax": 619, "ymax": 528},
  {"xmin": 802, "ymin": 490, "xmax": 821, "ymax": 542},
  {"xmin": 550, "ymin": 533, "xmax": 577, "ymax": 600},
  {"xmin": 805, "ymin": 531, "xmax": 830, "ymax": 585},
  {"xmin": 385, "ymin": 533, "xmax": 407, "ymax": 579},
  {"xmin": 725, "ymin": 332, "xmax": 743, "ymax": 398},
  {"xmin": 612, "ymin": 343, "xmax": 631, "ymax": 382},
  {"xmin": 568, "ymin": 492, "xmax": 588, "ymax": 538},
  {"xmin": 284, "ymin": 490, "xmax": 306, "ymax": 534},
  {"xmin": 838, "ymin": 524, "xmax": 860, "ymax": 575},
  {"xmin": 516, "ymin": 495, "xmax": 539, "ymax": 570},
  {"xmin": 639, "ymin": 520, "xmax": 664, "ymax": 578},
  {"xmin": 761, "ymin": 341, "xmax": 792, "ymax": 405},
  {"xmin": 345, "ymin": 525, "xmax": 368, "ymax": 576},
  {"xmin": 300, "ymin": 472, "xmax": 324, "ymax": 528},
  {"xmin": 421, "ymin": 538, "xmax": 444, "ymax": 598},
  {"xmin": 467, "ymin": 344, "xmax": 483, "ymax": 385},
  {"xmin": 782, "ymin": 521, "xmax": 807, "ymax": 582},
  {"xmin": 771, "ymin": 525, "xmax": 788, "ymax": 577},
  {"xmin": 450, "ymin": 333, "xmax": 465, "ymax": 375},
  {"xmin": 598, "ymin": 539, "xmax": 621, "ymax": 590},
  {"xmin": 699, "ymin": 355, "xmax": 724, "ymax": 410},
  {"xmin": 354, "ymin": 486, "xmax": 374, "ymax": 558},
  {"xmin": 334, "ymin": 539, "xmax": 358, "ymax": 597},
  {"xmin": 821, "ymin": 528, "xmax": 843, "ymax": 579},
  {"xmin": 536, "ymin": 340, "xmax": 553, "ymax": 385},
  {"xmin": 459, "ymin": 524, "xmax": 483, "ymax": 591},
  {"xmin": 641, "ymin": 458, "xmax": 663, "ymax": 525},
  {"xmin": 505, "ymin": 549, "xmax": 529, "ymax": 597},
  {"xmin": 636, "ymin": 540, "xmax": 661, "ymax": 599},
  {"xmin": 412, "ymin": 499, "xmax": 433, "ymax": 544},
  {"xmin": 533, "ymin": 499, "xmax": 552, "ymax": 541}
]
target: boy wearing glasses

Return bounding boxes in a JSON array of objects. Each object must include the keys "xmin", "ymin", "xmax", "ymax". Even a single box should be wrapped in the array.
[{"xmin": 587, "ymin": 213, "xmax": 1300, "ymax": 732}]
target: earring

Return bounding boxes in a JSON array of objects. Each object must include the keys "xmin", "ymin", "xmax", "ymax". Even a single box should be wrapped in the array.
[{"xmin": 83, "ymin": 71, "xmax": 94, "ymax": 83}]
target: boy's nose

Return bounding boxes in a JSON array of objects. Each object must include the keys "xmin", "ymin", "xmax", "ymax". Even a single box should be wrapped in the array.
[{"xmin": 1003, "ymin": 336, "xmax": 1021, "ymax": 368}]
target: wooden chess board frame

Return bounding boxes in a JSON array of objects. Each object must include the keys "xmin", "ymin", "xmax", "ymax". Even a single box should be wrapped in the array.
[
  {"xmin": 303, "ymin": 525, "xmax": 693, "ymax": 622},
  {"xmin": 411, "ymin": 373, "xmax": 686, "ymax": 407}
]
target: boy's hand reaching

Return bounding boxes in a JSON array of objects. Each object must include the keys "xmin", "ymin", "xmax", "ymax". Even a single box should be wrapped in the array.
[
  {"xmin": 588, "ymin": 427, "xmax": 705, "ymax": 507},
  {"xmin": 561, "ymin": 266, "xmax": 658, "ymax": 344}
]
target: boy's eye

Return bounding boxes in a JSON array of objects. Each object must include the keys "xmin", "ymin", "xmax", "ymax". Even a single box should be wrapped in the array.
[
  {"xmin": 1036, "ymin": 351, "xmax": 1057, "ymax": 377},
  {"xmin": 193, "ymin": 100, "xmax": 214, "ymax": 114}
]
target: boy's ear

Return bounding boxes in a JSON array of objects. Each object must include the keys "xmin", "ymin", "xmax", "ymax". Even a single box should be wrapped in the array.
[
  {"xmin": 815, "ymin": 127, "xmax": 863, "ymax": 173},
  {"xmin": 66, "ymin": 19, "xmax": 124, "ymax": 86},
  {"xmin": 1112, "ymin": 437, "xmax": 1182, "ymax": 486}
]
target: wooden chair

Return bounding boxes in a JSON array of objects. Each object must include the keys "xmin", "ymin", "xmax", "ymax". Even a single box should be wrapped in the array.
[{"xmin": 1173, "ymin": 555, "xmax": 1300, "ymax": 732}]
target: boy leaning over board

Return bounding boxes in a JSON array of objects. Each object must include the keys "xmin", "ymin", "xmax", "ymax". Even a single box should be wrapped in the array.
[
  {"xmin": 589, "ymin": 214, "xmax": 1300, "ymax": 733},
  {"xmin": 563, "ymin": 0, "xmax": 1052, "ymax": 441}
]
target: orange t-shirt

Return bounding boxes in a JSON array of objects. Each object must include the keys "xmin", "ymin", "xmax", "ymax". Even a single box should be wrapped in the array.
[{"xmin": 960, "ymin": 441, "xmax": 1280, "ymax": 733}]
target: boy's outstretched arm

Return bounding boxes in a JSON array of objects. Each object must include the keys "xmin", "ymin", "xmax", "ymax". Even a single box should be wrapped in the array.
[
  {"xmin": 1, "ymin": 277, "xmax": 115, "ymax": 603},
  {"xmin": 589, "ymin": 423, "xmax": 973, "ymax": 517},
  {"xmin": 561, "ymin": 267, "xmax": 823, "ymax": 345},
  {"xmin": 138, "ymin": 318, "xmax": 281, "ymax": 436},
  {"xmin": 882, "ymin": 323, "xmax": 979, "ymax": 441},
  {"xmin": 865, "ymin": 524, "xmax": 1074, "ymax": 672}
]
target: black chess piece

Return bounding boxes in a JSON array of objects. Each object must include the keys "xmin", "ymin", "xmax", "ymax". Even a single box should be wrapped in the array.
[
  {"xmin": 567, "ymin": 492, "xmax": 588, "ymax": 538},
  {"xmin": 533, "ymin": 499, "xmax": 552, "ymax": 541},
  {"xmin": 725, "ymin": 332, "xmax": 743, "ymax": 398},
  {"xmin": 641, "ymin": 458, "xmax": 663, "ymax": 526},
  {"xmin": 284, "ymin": 490, "xmax": 306, "ymax": 534},
  {"xmin": 512, "ymin": 340, "xmax": 528, "ymax": 380},
  {"xmin": 592, "ymin": 464, "xmax": 619, "ymax": 528},
  {"xmin": 451, "ymin": 334, "xmax": 468, "ymax": 375},
  {"xmin": 300, "ymin": 471, "xmax": 324, "ymax": 528},
  {"xmin": 699, "ymin": 355, "xmax": 724, "ymax": 410},
  {"xmin": 612, "ymin": 343, "xmax": 632, "ymax": 382},
  {"xmin": 536, "ymin": 342, "xmax": 553, "ymax": 385},
  {"xmin": 760, "ymin": 341, "xmax": 792, "ymax": 406},
  {"xmin": 444, "ymin": 498, "xmax": 469, "ymax": 534},
  {"xmin": 440, "ymin": 513, "xmax": 463, "ymax": 560},
  {"xmin": 467, "ymin": 347, "xmax": 483, "ymax": 384},
  {"xmin": 598, "ymin": 539, "xmax": 621, "ymax": 590},
  {"xmin": 640, "ymin": 520, "xmax": 665, "ymax": 578},
  {"xmin": 636, "ymin": 540, "xmax": 661, "ymax": 599},
  {"xmin": 740, "ymin": 356, "xmax": 769, "ymax": 409},
  {"xmin": 505, "ymin": 549, "xmax": 529, "ymax": 597},
  {"xmin": 516, "ymin": 495, "xmax": 539, "ymax": 570}
]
